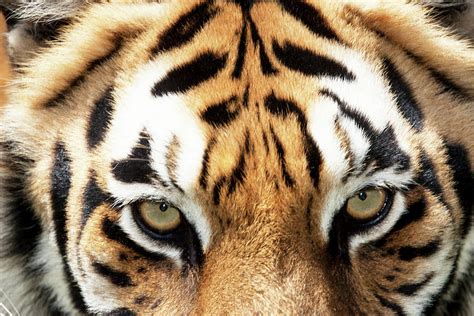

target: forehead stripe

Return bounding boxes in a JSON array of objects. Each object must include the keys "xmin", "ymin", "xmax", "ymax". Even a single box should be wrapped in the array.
[
  {"xmin": 151, "ymin": 52, "xmax": 228, "ymax": 97},
  {"xmin": 201, "ymin": 96, "xmax": 240, "ymax": 127},
  {"xmin": 320, "ymin": 89, "xmax": 410, "ymax": 174},
  {"xmin": 87, "ymin": 87, "xmax": 114, "ymax": 149},
  {"xmin": 47, "ymin": 35, "xmax": 125, "ymax": 108},
  {"xmin": 264, "ymin": 93, "xmax": 322, "ymax": 187},
  {"xmin": 111, "ymin": 130, "xmax": 168, "ymax": 186},
  {"xmin": 278, "ymin": 0, "xmax": 340, "ymax": 42},
  {"xmin": 51, "ymin": 142, "xmax": 87, "ymax": 312},
  {"xmin": 272, "ymin": 41, "xmax": 355, "ymax": 81},
  {"xmin": 152, "ymin": 1, "xmax": 218, "ymax": 55},
  {"xmin": 382, "ymin": 58, "xmax": 424, "ymax": 132}
]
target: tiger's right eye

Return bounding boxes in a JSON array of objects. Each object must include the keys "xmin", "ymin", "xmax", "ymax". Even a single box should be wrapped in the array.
[{"xmin": 138, "ymin": 201, "xmax": 182, "ymax": 234}]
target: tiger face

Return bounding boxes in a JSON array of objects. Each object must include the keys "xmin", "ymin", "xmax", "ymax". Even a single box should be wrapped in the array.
[{"xmin": 0, "ymin": 0, "xmax": 473, "ymax": 314}]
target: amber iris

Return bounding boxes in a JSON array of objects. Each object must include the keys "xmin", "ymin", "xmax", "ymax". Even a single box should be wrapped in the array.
[
  {"xmin": 346, "ymin": 188, "xmax": 387, "ymax": 221},
  {"xmin": 138, "ymin": 201, "xmax": 181, "ymax": 233}
]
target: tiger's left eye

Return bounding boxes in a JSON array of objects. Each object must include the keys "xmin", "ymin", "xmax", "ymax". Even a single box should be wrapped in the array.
[
  {"xmin": 346, "ymin": 188, "xmax": 388, "ymax": 221},
  {"xmin": 138, "ymin": 201, "xmax": 182, "ymax": 234}
]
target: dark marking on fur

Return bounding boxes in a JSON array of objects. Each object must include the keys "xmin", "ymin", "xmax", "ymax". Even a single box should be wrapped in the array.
[
  {"xmin": 416, "ymin": 151, "xmax": 447, "ymax": 207},
  {"xmin": 397, "ymin": 273, "xmax": 434, "ymax": 296},
  {"xmin": 445, "ymin": 142, "xmax": 473, "ymax": 238},
  {"xmin": 92, "ymin": 261, "xmax": 134, "ymax": 287},
  {"xmin": 199, "ymin": 137, "xmax": 217, "ymax": 190},
  {"xmin": 152, "ymin": 52, "xmax": 228, "ymax": 97},
  {"xmin": 134, "ymin": 295, "xmax": 148, "ymax": 305},
  {"xmin": 385, "ymin": 275, "xmax": 396, "ymax": 282},
  {"xmin": 321, "ymin": 89, "xmax": 410, "ymax": 174},
  {"xmin": 273, "ymin": 41, "xmax": 354, "ymax": 80},
  {"xmin": 87, "ymin": 87, "xmax": 114, "ymax": 149},
  {"xmin": 102, "ymin": 218, "xmax": 167, "ymax": 262},
  {"xmin": 375, "ymin": 294, "xmax": 405, "ymax": 316},
  {"xmin": 212, "ymin": 176, "xmax": 227, "ymax": 205},
  {"xmin": 82, "ymin": 173, "xmax": 110, "ymax": 228},
  {"xmin": 111, "ymin": 131, "xmax": 158, "ymax": 185},
  {"xmin": 106, "ymin": 308, "xmax": 136, "ymax": 316},
  {"xmin": 152, "ymin": 2, "xmax": 218, "ymax": 54},
  {"xmin": 232, "ymin": 22, "xmax": 247, "ymax": 78},
  {"xmin": 47, "ymin": 36, "xmax": 125, "ymax": 107},
  {"xmin": 278, "ymin": 0, "xmax": 340, "ymax": 41},
  {"xmin": 248, "ymin": 18, "xmax": 278, "ymax": 75},
  {"xmin": 269, "ymin": 126, "xmax": 295, "ymax": 187},
  {"xmin": 382, "ymin": 58, "xmax": 424, "ymax": 131},
  {"xmin": 373, "ymin": 195, "xmax": 427, "ymax": 248},
  {"xmin": 399, "ymin": 239, "xmax": 441, "ymax": 261},
  {"xmin": 201, "ymin": 96, "xmax": 240, "ymax": 127},
  {"xmin": 264, "ymin": 93, "xmax": 322, "ymax": 187},
  {"xmin": 226, "ymin": 130, "xmax": 251, "ymax": 195},
  {"xmin": 404, "ymin": 50, "xmax": 470, "ymax": 100},
  {"xmin": 51, "ymin": 142, "xmax": 87, "ymax": 312}
]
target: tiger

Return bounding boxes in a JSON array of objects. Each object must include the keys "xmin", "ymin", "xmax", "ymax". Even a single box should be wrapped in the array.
[{"xmin": 0, "ymin": 0, "xmax": 473, "ymax": 314}]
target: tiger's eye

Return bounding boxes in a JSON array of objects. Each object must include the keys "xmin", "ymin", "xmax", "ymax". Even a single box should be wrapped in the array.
[
  {"xmin": 346, "ymin": 188, "xmax": 387, "ymax": 221},
  {"xmin": 139, "ymin": 201, "xmax": 181, "ymax": 233}
]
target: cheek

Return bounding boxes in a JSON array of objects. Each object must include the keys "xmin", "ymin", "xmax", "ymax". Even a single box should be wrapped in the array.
[{"xmin": 77, "ymin": 205, "xmax": 196, "ymax": 313}]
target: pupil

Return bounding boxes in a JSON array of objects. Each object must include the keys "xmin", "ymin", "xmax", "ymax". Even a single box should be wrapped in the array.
[
  {"xmin": 358, "ymin": 191, "xmax": 367, "ymax": 201},
  {"xmin": 159, "ymin": 202, "xmax": 168, "ymax": 212}
]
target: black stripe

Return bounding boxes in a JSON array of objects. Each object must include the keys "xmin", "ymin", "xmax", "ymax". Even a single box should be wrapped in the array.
[
  {"xmin": 232, "ymin": 22, "xmax": 247, "ymax": 78},
  {"xmin": 92, "ymin": 261, "xmax": 134, "ymax": 287},
  {"xmin": 374, "ymin": 294, "xmax": 405, "ymax": 316},
  {"xmin": 111, "ymin": 131, "xmax": 157, "ymax": 184},
  {"xmin": 264, "ymin": 93, "xmax": 321, "ymax": 187},
  {"xmin": 242, "ymin": 86, "xmax": 249, "ymax": 107},
  {"xmin": 165, "ymin": 136, "xmax": 184, "ymax": 193},
  {"xmin": 106, "ymin": 308, "xmax": 137, "ymax": 316},
  {"xmin": 227, "ymin": 153, "xmax": 245, "ymax": 195},
  {"xmin": 248, "ymin": 18, "xmax": 278, "ymax": 75},
  {"xmin": 372, "ymin": 195, "xmax": 427, "ymax": 248},
  {"xmin": 398, "ymin": 239, "xmax": 441, "ymax": 261},
  {"xmin": 47, "ymin": 36, "xmax": 124, "ymax": 107},
  {"xmin": 269, "ymin": 126, "xmax": 295, "ymax": 187},
  {"xmin": 212, "ymin": 176, "xmax": 226, "ymax": 205},
  {"xmin": 382, "ymin": 58, "xmax": 424, "ymax": 132},
  {"xmin": 1, "ymin": 142, "xmax": 41, "ymax": 258},
  {"xmin": 273, "ymin": 41, "xmax": 355, "ymax": 80},
  {"xmin": 199, "ymin": 138, "xmax": 217, "ymax": 189},
  {"xmin": 87, "ymin": 87, "xmax": 114, "ymax": 149},
  {"xmin": 152, "ymin": 52, "xmax": 228, "ymax": 97},
  {"xmin": 321, "ymin": 89, "xmax": 410, "ymax": 174},
  {"xmin": 201, "ymin": 96, "xmax": 240, "ymax": 127},
  {"xmin": 404, "ymin": 50, "xmax": 470, "ymax": 100},
  {"xmin": 445, "ymin": 142, "xmax": 473, "ymax": 238},
  {"xmin": 82, "ymin": 173, "xmax": 110, "ymax": 228},
  {"xmin": 416, "ymin": 151, "xmax": 447, "ymax": 207},
  {"xmin": 102, "ymin": 218, "xmax": 167, "ymax": 262},
  {"xmin": 278, "ymin": 0, "xmax": 339, "ymax": 41},
  {"xmin": 51, "ymin": 142, "xmax": 87, "ymax": 312},
  {"xmin": 152, "ymin": 2, "xmax": 218, "ymax": 54},
  {"xmin": 397, "ymin": 273, "xmax": 434, "ymax": 296}
]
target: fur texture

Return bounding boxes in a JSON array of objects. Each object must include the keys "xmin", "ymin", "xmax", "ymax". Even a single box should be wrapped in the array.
[{"xmin": 0, "ymin": 0, "xmax": 473, "ymax": 314}]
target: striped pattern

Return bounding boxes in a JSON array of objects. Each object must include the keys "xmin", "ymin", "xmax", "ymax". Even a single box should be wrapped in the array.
[{"xmin": 0, "ymin": 0, "xmax": 472, "ymax": 315}]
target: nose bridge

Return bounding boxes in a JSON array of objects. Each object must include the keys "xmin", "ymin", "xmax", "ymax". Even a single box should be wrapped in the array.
[{"xmin": 193, "ymin": 217, "xmax": 333, "ymax": 314}]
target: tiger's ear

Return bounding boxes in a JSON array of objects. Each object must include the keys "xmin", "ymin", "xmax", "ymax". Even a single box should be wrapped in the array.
[
  {"xmin": 0, "ymin": 13, "xmax": 11, "ymax": 107},
  {"xmin": 1, "ymin": 0, "xmax": 88, "ymax": 66},
  {"xmin": 344, "ymin": 0, "xmax": 473, "ymax": 98}
]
